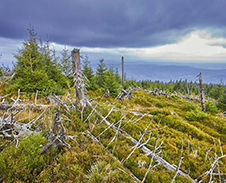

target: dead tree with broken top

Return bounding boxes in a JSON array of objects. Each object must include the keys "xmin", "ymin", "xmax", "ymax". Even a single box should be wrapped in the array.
[
  {"xmin": 185, "ymin": 79, "xmax": 190, "ymax": 99},
  {"xmin": 71, "ymin": 48, "xmax": 87, "ymax": 109},
  {"xmin": 197, "ymin": 72, "xmax": 205, "ymax": 112},
  {"xmin": 122, "ymin": 56, "xmax": 125, "ymax": 87}
]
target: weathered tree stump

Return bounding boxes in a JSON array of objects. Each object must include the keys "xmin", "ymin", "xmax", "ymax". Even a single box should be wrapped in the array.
[
  {"xmin": 71, "ymin": 48, "xmax": 87, "ymax": 109},
  {"xmin": 40, "ymin": 108, "xmax": 68, "ymax": 154}
]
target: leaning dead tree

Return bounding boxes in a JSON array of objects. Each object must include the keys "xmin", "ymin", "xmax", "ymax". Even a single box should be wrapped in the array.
[
  {"xmin": 197, "ymin": 72, "xmax": 205, "ymax": 112},
  {"xmin": 71, "ymin": 48, "xmax": 87, "ymax": 109}
]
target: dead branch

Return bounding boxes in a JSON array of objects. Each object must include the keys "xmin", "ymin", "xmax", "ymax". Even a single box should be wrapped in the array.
[
  {"xmin": 197, "ymin": 154, "xmax": 226, "ymax": 182},
  {"xmin": 122, "ymin": 116, "xmax": 154, "ymax": 164},
  {"xmin": 171, "ymin": 130, "xmax": 184, "ymax": 183},
  {"xmin": 87, "ymin": 100, "xmax": 195, "ymax": 182},
  {"xmin": 0, "ymin": 93, "xmax": 11, "ymax": 100},
  {"xmin": 213, "ymin": 138, "xmax": 222, "ymax": 183},
  {"xmin": 106, "ymin": 112, "xmax": 127, "ymax": 153},
  {"xmin": 142, "ymin": 120, "xmax": 161, "ymax": 183},
  {"xmin": 116, "ymin": 87, "xmax": 133, "ymax": 101},
  {"xmin": 197, "ymin": 140, "xmax": 226, "ymax": 183},
  {"xmin": 48, "ymin": 94, "xmax": 70, "ymax": 112},
  {"xmin": 86, "ymin": 130, "xmax": 141, "ymax": 182},
  {"xmin": 0, "ymin": 107, "xmax": 45, "ymax": 146}
]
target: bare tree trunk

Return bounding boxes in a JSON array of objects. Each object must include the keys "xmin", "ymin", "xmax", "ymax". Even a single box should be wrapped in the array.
[
  {"xmin": 186, "ymin": 79, "xmax": 190, "ymax": 99},
  {"xmin": 71, "ymin": 48, "xmax": 87, "ymax": 109},
  {"xmin": 122, "ymin": 56, "xmax": 124, "ymax": 87},
  {"xmin": 198, "ymin": 73, "xmax": 205, "ymax": 112}
]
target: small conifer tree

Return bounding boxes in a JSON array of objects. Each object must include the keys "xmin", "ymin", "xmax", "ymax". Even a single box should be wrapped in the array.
[
  {"xmin": 82, "ymin": 56, "xmax": 97, "ymax": 90},
  {"xmin": 60, "ymin": 47, "xmax": 72, "ymax": 75},
  {"xmin": 96, "ymin": 59, "xmax": 108, "ymax": 88},
  {"xmin": 12, "ymin": 26, "xmax": 66, "ymax": 95},
  {"xmin": 105, "ymin": 68, "xmax": 120, "ymax": 97}
]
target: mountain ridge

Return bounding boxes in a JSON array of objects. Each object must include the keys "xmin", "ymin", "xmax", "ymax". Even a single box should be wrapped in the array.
[{"xmin": 91, "ymin": 61, "xmax": 226, "ymax": 84}]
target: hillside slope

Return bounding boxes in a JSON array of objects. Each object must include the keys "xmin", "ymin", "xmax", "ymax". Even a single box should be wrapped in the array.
[{"xmin": 0, "ymin": 90, "xmax": 226, "ymax": 182}]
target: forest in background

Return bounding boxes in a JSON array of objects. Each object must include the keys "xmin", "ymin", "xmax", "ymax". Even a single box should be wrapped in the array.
[{"xmin": 1, "ymin": 27, "xmax": 226, "ymax": 112}]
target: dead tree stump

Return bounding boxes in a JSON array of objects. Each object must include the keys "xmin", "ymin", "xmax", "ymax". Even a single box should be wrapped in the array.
[
  {"xmin": 40, "ymin": 108, "xmax": 68, "ymax": 154},
  {"xmin": 197, "ymin": 73, "xmax": 205, "ymax": 112},
  {"xmin": 186, "ymin": 79, "xmax": 190, "ymax": 99},
  {"xmin": 71, "ymin": 48, "xmax": 87, "ymax": 109},
  {"xmin": 122, "ymin": 56, "xmax": 125, "ymax": 87}
]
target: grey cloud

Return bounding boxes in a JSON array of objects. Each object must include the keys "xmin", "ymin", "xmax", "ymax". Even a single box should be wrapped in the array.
[
  {"xmin": 0, "ymin": 0, "xmax": 226, "ymax": 48},
  {"xmin": 208, "ymin": 43, "xmax": 226, "ymax": 48}
]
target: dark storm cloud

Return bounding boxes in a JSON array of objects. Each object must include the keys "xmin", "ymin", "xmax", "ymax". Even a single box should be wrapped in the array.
[{"xmin": 0, "ymin": 0, "xmax": 226, "ymax": 48}]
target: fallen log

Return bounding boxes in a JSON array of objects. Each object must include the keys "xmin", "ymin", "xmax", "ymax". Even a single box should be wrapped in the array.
[{"xmin": 0, "ymin": 103, "xmax": 51, "ymax": 111}]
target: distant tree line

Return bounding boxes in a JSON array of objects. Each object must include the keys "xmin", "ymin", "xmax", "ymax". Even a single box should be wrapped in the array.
[{"xmin": 127, "ymin": 79, "xmax": 226, "ymax": 111}]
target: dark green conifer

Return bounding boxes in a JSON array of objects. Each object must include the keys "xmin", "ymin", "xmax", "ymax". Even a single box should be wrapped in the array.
[
  {"xmin": 105, "ymin": 68, "xmax": 120, "ymax": 98},
  {"xmin": 115, "ymin": 68, "xmax": 122, "ymax": 85},
  {"xmin": 96, "ymin": 59, "xmax": 107, "ymax": 88},
  {"xmin": 60, "ymin": 47, "xmax": 72, "ymax": 75},
  {"xmin": 82, "ymin": 56, "xmax": 97, "ymax": 90},
  {"xmin": 12, "ymin": 26, "xmax": 65, "ymax": 95}
]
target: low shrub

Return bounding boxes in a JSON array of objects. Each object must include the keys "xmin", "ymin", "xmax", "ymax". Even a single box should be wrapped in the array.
[
  {"xmin": 205, "ymin": 102, "xmax": 219, "ymax": 115},
  {"xmin": 0, "ymin": 134, "xmax": 51, "ymax": 182}
]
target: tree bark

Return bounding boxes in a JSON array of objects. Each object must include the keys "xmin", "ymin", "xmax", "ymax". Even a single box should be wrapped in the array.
[
  {"xmin": 198, "ymin": 73, "xmax": 205, "ymax": 112},
  {"xmin": 122, "ymin": 56, "xmax": 124, "ymax": 87},
  {"xmin": 186, "ymin": 79, "xmax": 190, "ymax": 99},
  {"xmin": 71, "ymin": 48, "xmax": 87, "ymax": 109}
]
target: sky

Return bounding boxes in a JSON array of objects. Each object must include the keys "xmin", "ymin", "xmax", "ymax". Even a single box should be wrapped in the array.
[{"xmin": 1, "ymin": 0, "xmax": 226, "ymax": 66}]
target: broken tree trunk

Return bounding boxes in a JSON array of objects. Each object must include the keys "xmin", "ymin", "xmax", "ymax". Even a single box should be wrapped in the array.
[
  {"xmin": 40, "ymin": 108, "xmax": 69, "ymax": 154},
  {"xmin": 198, "ymin": 73, "xmax": 205, "ymax": 112},
  {"xmin": 71, "ymin": 48, "xmax": 87, "ymax": 109},
  {"xmin": 185, "ymin": 79, "xmax": 190, "ymax": 99},
  {"xmin": 122, "ymin": 56, "xmax": 125, "ymax": 87}
]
